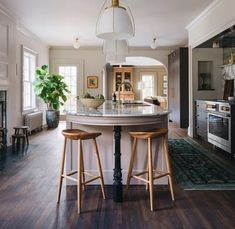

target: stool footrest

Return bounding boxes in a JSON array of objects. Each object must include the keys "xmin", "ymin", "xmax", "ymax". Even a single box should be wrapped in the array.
[
  {"xmin": 153, "ymin": 172, "xmax": 170, "ymax": 180},
  {"xmin": 66, "ymin": 170, "xmax": 78, "ymax": 176},
  {"xmin": 84, "ymin": 171, "xmax": 97, "ymax": 178},
  {"xmin": 62, "ymin": 175, "xmax": 78, "ymax": 182},
  {"xmin": 83, "ymin": 176, "xmax": 101, "ymax": 185},
  {"xmin": 134, "ymin": 170, "xmax": 148, "ymax": 177},
  {"xmin": 132, "ymin": 175, "xmax": 149, "ymax": 183}
]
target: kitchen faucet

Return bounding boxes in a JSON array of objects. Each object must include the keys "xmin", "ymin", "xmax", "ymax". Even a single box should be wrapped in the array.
[{"xmin": 117, "ymin": 82, "xmax": 134, "ymax": 104}]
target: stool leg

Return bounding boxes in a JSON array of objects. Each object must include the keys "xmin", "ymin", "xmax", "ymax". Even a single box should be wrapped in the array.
[
  {"xmin": 126, "ymin": 137, "xmax": 137, "ymax": 191},
  {"xmin": 12, "ymin": 136, "xmax": 15, "ymax": 146},
  {"xmin": 148, "ymin": 137, "xmax": 154, "ymax": 211},
  {"xmin": 57, "ymin": 137, "xmax": 67, "ymax": 203},
  {"xmin": 145, "ymin": 150, "xmax": 149, "ymax": 191},
  {"xmin": 77, "ymin": 139, "xmax": 82, "ymax": 214},
  {"xmin": 93, "ymin": 138, "xmax": 106, "ymax": 200},
  {"xmin": 25, "ymin": 130, "xmax": 29, "ymax": 145},
  {"xmin": 80, "ymin": 146, "xmax": 86, "ymax": 191},
  {"xmin": 163, "ymin": 135, "xmax": 175, "ymax": 201}
]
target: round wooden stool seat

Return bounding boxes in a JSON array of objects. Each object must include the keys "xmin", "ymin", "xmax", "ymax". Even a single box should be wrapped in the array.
[
  {"xmin": 14, "ymin": 126, "xmax": 29, "ymax": 130},
  {"xmin": 129, "ymin": 128, "xmax": 168, "ymax": 139},
  {"xmin": 62, "ymin": 129, "xmax": 101, "ymax": 140},
  {"xmin": 126, "ymin": 127, "xmax": 174, "ymax": 211}
]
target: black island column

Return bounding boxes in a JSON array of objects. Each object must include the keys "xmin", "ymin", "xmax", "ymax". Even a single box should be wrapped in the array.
[{"xmin": 113, "ymin": 125, "xmax": 123, "ymax": 202}]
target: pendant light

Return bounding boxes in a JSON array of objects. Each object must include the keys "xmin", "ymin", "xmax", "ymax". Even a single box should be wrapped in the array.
[
  {"xmin": 150, "ymin": 37, "xmax": 157, "ymax": 49},
  {"xmin": 103, "ymin": 40, "xmax": 128, "ymax": 63},
  {"xmin": 73, "ymin": 38, "xmax": 80, "ymax": 49},
  {"xmin": 96, "ymin": 0, "xmax": 135, "ymax": 40}
]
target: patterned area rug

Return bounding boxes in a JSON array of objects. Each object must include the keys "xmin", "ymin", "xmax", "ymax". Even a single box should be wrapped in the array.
[{"xmin": 168, "ymin": 138, "xmax": 235, "ymax": 190}]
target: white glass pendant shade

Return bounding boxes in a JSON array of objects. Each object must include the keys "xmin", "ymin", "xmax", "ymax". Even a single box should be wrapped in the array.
[
  {"xmin": 104, "ymin": 40, "xmax": 128, "ymax": 55},
  {"xmin": 106, "ymin": 54, "xmax": 126, "ymax": 63},
  {"xmin": 73, "ymin": 38, "xmax": 80, "ymax": 49},
  {"xmin": 150, "ymin": 38, "xmax": 157, "ymax": 49},
  {"xmin": 103, "ymin": 40, "xmax": 128, "ymax": 63},
  {"xmin": 96, "ymin": 0, "xmax": 135, "ymax": 40}
]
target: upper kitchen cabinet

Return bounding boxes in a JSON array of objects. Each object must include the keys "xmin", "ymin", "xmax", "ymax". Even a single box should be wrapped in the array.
[
  {"xmin": 168, "ymin": 48, "xmax": 189, "ymax": 128},
  {"xmin": 113, "ymin": 67, "xmax": 134, "ymax": 101}
]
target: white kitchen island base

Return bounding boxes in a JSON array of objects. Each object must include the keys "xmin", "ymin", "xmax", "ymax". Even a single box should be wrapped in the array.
[{"xmin": 66, "ymin": 101, "xmax": 170, "ymax": 202}]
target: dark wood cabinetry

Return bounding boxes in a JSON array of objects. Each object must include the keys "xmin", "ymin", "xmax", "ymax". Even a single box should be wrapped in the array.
[
  {"xmin": 168, "ymin": 48, "xmax": 189, "ymax": 128},
  {"xmin": 194, "ymin": 100, "xmax": 208, "ymax": 140}
]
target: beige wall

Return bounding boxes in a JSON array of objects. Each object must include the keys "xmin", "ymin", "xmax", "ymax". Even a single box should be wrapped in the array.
[
  {"xmin": 50, "ymin": 48, "xmax": 171, "ymax": 101},
  {"xmin": 16, "ymin": 27, "xmax": 49, "ymax": 125},
  {"xmin": 192, "ymin": 48, "xmax": 223, "ymax": 100},
  {"xmin": 0, "ymin": 7, "xmax": 49, "ymax": 144},
  {"xmin": 50, "ymin": 48, "xmax": 105, "ymax": 98}
]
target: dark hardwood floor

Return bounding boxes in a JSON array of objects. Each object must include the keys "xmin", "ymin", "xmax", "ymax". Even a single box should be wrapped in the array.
[{"xmin": 0, "ymin": 122, "xmax": 235, "ymax": 229}]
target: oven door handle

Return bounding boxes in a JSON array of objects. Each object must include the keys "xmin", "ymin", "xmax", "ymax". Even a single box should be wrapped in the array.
[{"xmin": 208, "ymin": 112, "xmax": 230, "ymax": 118}]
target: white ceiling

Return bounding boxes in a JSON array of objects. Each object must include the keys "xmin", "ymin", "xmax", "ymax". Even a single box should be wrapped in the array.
[{"xmin": 0, "ymin": 0, "xmax": 214, "ymax": 48}]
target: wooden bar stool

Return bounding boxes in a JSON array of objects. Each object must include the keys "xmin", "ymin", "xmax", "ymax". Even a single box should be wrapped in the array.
[
  {"xmin": 12, "ymin": 126, "xmax": 29, "ymax": 146},
  {"xmin": 57, "ymin": 129, "xmax": 106, "ymax": 214},
  {"xmin": 126, "ymin": 128, "xmax": 175, "ymax": 211}
]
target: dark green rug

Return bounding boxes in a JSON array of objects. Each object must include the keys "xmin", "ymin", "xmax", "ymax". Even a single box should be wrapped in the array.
[{"xmin": 168, "ymin": 138, "xmax": 235, "ymax": 190}]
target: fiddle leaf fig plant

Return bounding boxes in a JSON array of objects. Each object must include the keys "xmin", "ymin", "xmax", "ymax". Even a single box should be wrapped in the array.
[{"xmin": 34, "ymin": 65, "xmax": 70, "ymax": 110}]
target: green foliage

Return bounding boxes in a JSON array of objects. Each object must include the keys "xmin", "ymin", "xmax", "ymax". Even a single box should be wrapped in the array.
[
  {"xmin": 81, "ymin": 92, "xmax": 104, "ymax": 99},
  {"xmin": 34, "ymin": 65, "xmax": 70, "ymax": 110}
]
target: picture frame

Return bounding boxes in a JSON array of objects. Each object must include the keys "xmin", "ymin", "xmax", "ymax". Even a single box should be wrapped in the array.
[
  {"xmin": 163, "ymin": 82, "xmax": 167, "ymax": 88},
  {"xmin": 163, "ymin": 75, "xmax": 167, "ymax": 81},
  {"xmin": 87, "ymin": 76, "xmax": 98, "ymax": 89}
]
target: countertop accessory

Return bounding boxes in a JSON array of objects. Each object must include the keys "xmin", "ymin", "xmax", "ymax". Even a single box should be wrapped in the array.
[{"xmin": 80, "ymin": 98, "xmax": 105, "ymax": 109}]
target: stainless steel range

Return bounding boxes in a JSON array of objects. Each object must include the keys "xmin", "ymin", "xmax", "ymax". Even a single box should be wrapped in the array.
[{"xmin": 206, "ymin": 100, "xmax": 235, "ymax": 155}]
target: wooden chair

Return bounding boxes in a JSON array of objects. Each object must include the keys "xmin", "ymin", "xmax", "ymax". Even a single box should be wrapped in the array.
[
  {"xmin": 57, "ymin": 129, "xmax": 106, "ymax": 214},
  {"xmin": 126, "ymin": 128, "xmax": 175, "ymax": 211}
]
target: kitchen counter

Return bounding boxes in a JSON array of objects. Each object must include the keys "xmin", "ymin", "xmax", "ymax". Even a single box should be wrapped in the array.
[
  {"xmin": 66, "ymin": 100, "xmax": 170, "ymax": 202},
  {"xmin": 67, "ymin": 100, "xmax": 169, "ymax": 126}
]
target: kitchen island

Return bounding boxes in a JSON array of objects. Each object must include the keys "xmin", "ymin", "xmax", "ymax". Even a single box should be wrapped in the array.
[{"xmin": 66, "ymin": 101, "xmax": 170, "ymax": 202}]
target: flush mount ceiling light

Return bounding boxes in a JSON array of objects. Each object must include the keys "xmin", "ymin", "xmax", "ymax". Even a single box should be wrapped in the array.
[
  {"xmin": 150, "ymin": 37, "xmax": 157, "ymax": 49},
  {"xmin": 73, "ymin": 38, "xmax": 80, "ymax": 49},
  {"xmin": 96, "ymin": 0, "xmax": 135, "ymax": 40},
  {"xmin": 103, "ymin": 40, "xmax": 128, "ymax": 63}
]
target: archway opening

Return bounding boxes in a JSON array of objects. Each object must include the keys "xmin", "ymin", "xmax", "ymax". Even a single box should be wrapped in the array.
[{"xmin": 104, "ymin": 56, "xmax": 168, "ymax": 109}]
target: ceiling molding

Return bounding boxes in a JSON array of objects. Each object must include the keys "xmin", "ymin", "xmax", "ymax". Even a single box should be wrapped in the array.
[
  {"xmin": 17, "ymin": 23, "xmax": 49, "ymax": 47},
  {"xmin": 186, "ymin": 0, "xmax": 222, "ymax": 30},
  {"xmin": 0, "ymin": 2, "xmax": 17, "ymax": 22},
  {"xmin": 49, "ymin": 46, "xmax": 103, "ymax": 51}
]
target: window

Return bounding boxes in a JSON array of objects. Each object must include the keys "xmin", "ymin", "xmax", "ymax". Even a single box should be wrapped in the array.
[
  {"xmin": 58, "ymin": 66, "xmax": 77, "ymax": 112},
  {"xmin": 140, "ymin": 74, "xmax": 154, "ymax": 99},
  {"xmin": 22, "ymin": 47, "xmax": 37, "ymax": 112}
]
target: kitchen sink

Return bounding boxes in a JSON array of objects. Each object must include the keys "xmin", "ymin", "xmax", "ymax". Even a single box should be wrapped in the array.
[{"xmin": 122, "ymin": 101, "xmax": 150, "ymax": 106}]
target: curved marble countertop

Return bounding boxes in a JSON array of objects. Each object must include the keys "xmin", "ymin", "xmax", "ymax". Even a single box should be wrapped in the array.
[{"xmin": 66, "ymin": 100, "xmax": 170, "ymax": 126}]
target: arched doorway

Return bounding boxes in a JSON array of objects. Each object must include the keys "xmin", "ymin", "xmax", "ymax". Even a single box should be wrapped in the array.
[{"xmin": 103, "ymin": 56, "xmax": 168, "ymax": 108}]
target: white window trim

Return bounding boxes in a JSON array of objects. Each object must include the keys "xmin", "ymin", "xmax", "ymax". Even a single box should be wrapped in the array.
[
  {"xmin": 140, "ymin": 72, "xmax": 156, "ymax": 100},
  {"xmin": 58, "ymin": 65, "xmax": 78, "ymax": 113},
  {"xmin": 22, "ymin": 46, "xmax": 38, "ymax": 114}
]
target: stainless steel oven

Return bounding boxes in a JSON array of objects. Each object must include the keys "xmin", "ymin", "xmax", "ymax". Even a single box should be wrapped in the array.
[{"xmin": 208, "ymin": 111, "xmax": 231, "ymax": 153}]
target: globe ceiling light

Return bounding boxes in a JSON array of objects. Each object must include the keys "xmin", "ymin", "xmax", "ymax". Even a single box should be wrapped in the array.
[
  {"xmin": 150, "ymin": 37, "xmax": 157, "ymax": 49},
  {"xmin": 103, "ymin": 39, "xmax": 128, "ymax": 63},
  {"xmin": 73, "ymin": 38, "xmax": 80, "ymax": 49},
  {"xmin": 96, "ymin": 0, "xmax": 135, "ymax": 40}
]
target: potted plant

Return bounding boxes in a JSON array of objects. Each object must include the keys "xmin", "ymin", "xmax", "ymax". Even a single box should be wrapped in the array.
[{"xmin": 34, "ymin": 65, "xmax": 70, "ymax": 128}]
